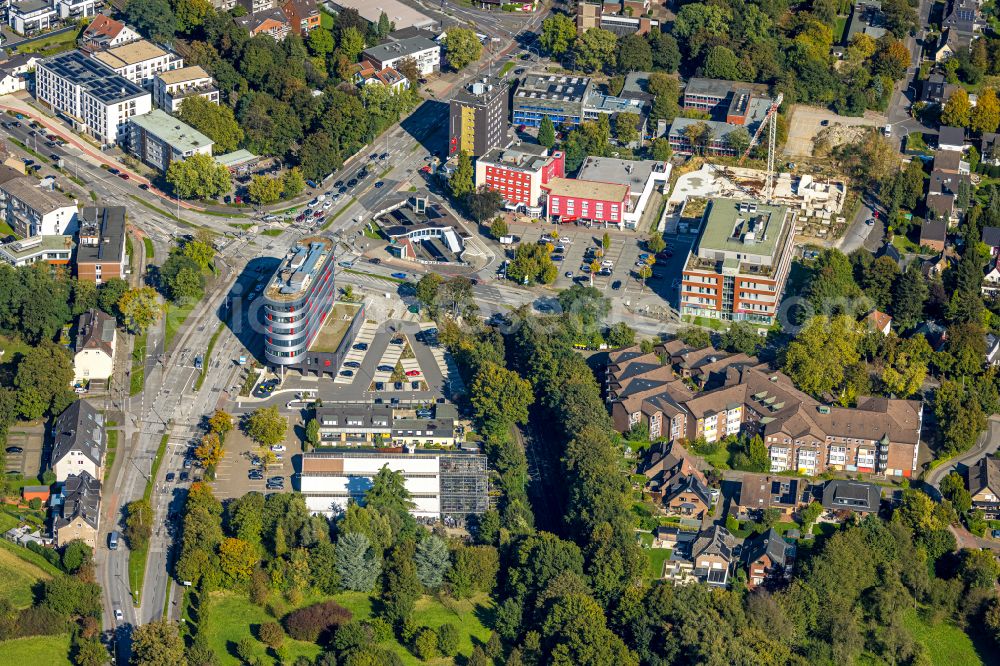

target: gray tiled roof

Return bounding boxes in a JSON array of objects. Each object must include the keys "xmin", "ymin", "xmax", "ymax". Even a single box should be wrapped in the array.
[{"xmin": 51, "ymin": 401, "xmax": 105, "ymax": 469}]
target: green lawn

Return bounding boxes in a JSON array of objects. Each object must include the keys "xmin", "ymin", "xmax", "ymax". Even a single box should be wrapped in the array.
[
  {"xmin": 0, "ymin": 219, "xmax": 15, "ymax": 237},
  {"xmin": 129, "ymin": 434, "xmax": 169, "ymax": 606},
  {"xmin": 902, "ymin": 608, "xmax": 982, "ymax": 666},
  {"xmin": 199, "ymin": 591, "xmax": 493, "ymax": 665},
  {"xmin": 143, "ymin": 237, "xmax": 155, "ymax": 260},
  {"xmin": 500, "ymin": 61, "xmax": 515, "ymax": 76},
  {"xmin": 0, "ymin": 545, "xmax": 53, "ymax": 608},
  {"xmin": 195, "ymin": 322, "xmax": 226, "ymax": 391},
  {"xmin": 834, "ymin": 15, "xmax": 848, "ymax": 43},
  {"xmin": 0, "ymin": 634, "xmax": 72, "ymax": 664},
  {"xmin": 130, "ymin": 329, "xmax": 148, "ymax": 396},
  {"xmin": 105, "ymin": 420, "xmax": 118, "ymax": 472},
  {"xmin": 0, "ymin": 538, "xmax": 63, "ymax": 577},
  {"xmin": 319, "ymin": 8, "xmax": 335, "ymax": 28},
  {"xmin": 645, "ymin": 548, "xmax": 671, "ymax": 579},
  {"xmin": 165, "ymin": 300, "xmax": 197, "ymax": 351},
  {"xmin": 16, "ymin": 27, "xmax": 80, "ymax": 56}
]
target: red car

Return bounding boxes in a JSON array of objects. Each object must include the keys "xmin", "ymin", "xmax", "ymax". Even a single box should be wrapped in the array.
[
  {"xmin": 313, "ymin": 210, "xmax": 323, "ymax": 218},
  {"xmin": 46, "ymin": 134, "xmax": 58, "ymax": 141},
  {"xmin": 405, "ymin": 370, "xmax": 420, "ymax": 377},
  {"xmin": 118, "ymin": 173, "xmax": 129, "ymax": 179},
  {"xmin": 296, "ymin": 214, "xmax": 306, "ymax": 222},
  {"xmin": 420, "ymin": 165, "xmax": 431, "ymax": 173}
]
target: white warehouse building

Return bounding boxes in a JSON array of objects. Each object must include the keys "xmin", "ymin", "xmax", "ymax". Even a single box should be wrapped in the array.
[{"xmin": 300, "ymin": 450, "xmax": 488, "ymax": 519}]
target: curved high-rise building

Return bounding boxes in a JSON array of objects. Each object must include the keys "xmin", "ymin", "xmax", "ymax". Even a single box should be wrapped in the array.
[{"xmin": 262, "ymin": 236, "xmax": 336, "ymax": 366}]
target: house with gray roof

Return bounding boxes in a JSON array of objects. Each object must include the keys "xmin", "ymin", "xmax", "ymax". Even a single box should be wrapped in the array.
[
  {"xmin": 73, "ymin": 308, "xmax": 116, "ymax": 383},
  {"xmin": 744, "ymin": 528, "xmax": 795, "ymax": 589},
  {"xmin": 53, "ymin": 470, "xmax": 101, "ymax": 548},
  {"xmin": 968, "ymin": 456, "xmax": 1000, "ymax": 519},
  {"xmin": 51, "ymin": 401, "xmax": 105, "ymax": 482},
  {"xmin": 821, "ymin": 479, "xmax": 880, "ymax": 516}
]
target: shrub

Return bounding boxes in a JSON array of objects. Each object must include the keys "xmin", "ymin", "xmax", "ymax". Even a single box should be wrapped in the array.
[
  {"xmin": 14, "ymin": 606, "xmax": 68, "ymax": 638},
  {"xmin": 365, "ymin": 617, "xmax": 392, "ymax": 642},
  {"xmin": 258, "ymin": 621, "xmax": 284, "ymax": 649},
  {"xmin": 413, "ymin": 627, "xmax": 439, "ymax": 660},
  {"xmin": 437, "ymin": 622, "xmax": 460, "ymax": 657},
  {"xmin": 27, "ymin": 498, "xmax": 41, "ymax": 510},
  {"xmin": 284, "ymin": 600, "xmax": 353, "ymax": 643},
  {"xmin": 235, "ymin": 636, "xmax": 257, "ymax": 663}
]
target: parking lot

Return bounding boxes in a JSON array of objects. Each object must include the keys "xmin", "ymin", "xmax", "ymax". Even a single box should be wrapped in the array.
[
  {"xmin": 504, "ymin": 226, "xmax": 694, "ymax": 304},
  {"xmin": 210, "ymin": 428, "xmax": 300, "ymax": 501},
  {"xmin": 3, "ymin": 426, "xmax": 44, "ymax": 478}
]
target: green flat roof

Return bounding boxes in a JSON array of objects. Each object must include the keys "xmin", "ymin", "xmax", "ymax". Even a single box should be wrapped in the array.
[
  {"xmin": 696, "ymin": 198, "xmax": 789, "ymax": 259},
  {"xmin": 214, "ymin": 149, "xmax": 259, "ymax": 167},
  {"xmin": 130, "ymin": 109, "xmax": 213, "ymax": 152}
]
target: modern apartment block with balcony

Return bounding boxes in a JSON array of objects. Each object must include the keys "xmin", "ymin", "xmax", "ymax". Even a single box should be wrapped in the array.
[
  {"xmin": 262, "ymin": 236, "xmax": 336, "ymax": 367},
  {"xmin": 152, "ymin": 65, "xmax": 219, "ymax": 112},
  {"xmin": 36, "ymin": 50, "xmax": 151, "ymax": 145},
  {"xmin": 680, "ymin": 198, "xmax": 795, "ymax": 326},
  {"xmin": 0, "ymin": 165, "xmax": 78, "ymax": 238},
  {"xmin": 76, "ymin": 206, "xmax": 126, "ymax": 284},
  {"xmin": 91, "ymin": 39, "xmax": 183, "ymax": 86}
]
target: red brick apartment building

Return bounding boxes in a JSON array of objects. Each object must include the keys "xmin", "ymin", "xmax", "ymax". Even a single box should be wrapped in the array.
[
  {"xmin": 475, "ymin": 144, "xmax": 564, "ymax": 211},
  {"xmin": 606, "ymin": 341, "xmax": 923, "ymax": 478}
]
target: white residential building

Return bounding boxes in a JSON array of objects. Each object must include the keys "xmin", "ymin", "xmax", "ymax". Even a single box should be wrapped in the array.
[
  {"xmin": 36, "ymin": 50, "xmax": 152, "ymax": 146},
  {"xmin": 79, "ymin": 14, "xmax": 141, "ymax": 52},
  {"xmin": 152, "ymin": 65, "xmax": 219, "ymax": 112},
  {"xmin": 51, "ymin": 401, "xmax": 105, "ymax": 483},
  {"xmin": 73, "ymin": 308, "xmax": 116, "ymax": 383},
  {"xmin": 54, "ymin": 0, "xmax": 98, "ymax": 21},
  {"xmin": 7, "ymin": 0, "xmax": 56, "ymax": 34},
  {"xmin": 0, "ymin": 166, "xmax": 77, "ymax": 237},
  {"xmin": 91, "ymin": 39, "xmax": 183, "ymax": 86},
  {"xmin": 299, "ymin": 450, "xmax": 488, "ymax": 519},
  {"xmin": 126, "ymin": 109, "xmax": 214, "ymax": 172},
  {"xmin": 360, "ymin": 36, "xmax": 440, "ymax": 76}
]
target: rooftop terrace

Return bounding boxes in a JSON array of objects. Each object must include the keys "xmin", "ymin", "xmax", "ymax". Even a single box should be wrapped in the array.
[{"xmin": 265, "ymin": 236, "xmax": 334, "ymax": 302}]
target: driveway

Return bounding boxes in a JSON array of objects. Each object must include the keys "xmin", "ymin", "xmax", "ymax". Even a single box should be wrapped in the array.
[
  {"xmin": 925, "ymin": 415, "xmax": 1000, "ymax": 491},
  {"xmin": 784, "ymin": 106, "xmax": 885, "ymax": 158}
]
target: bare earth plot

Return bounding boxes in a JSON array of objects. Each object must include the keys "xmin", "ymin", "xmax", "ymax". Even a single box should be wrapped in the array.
[{"xmin": 784, "ymin": 105, "xmax": 885, "ymax": 158}]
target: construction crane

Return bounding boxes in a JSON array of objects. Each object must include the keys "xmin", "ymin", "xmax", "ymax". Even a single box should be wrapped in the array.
[{"xmin": 737, "ymin": 92, "xmax": 783, "ymax": 203}]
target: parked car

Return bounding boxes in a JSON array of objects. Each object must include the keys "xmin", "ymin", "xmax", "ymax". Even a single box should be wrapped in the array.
[
  {"xmin": 374, "ymin": 181, "xmax": 384, "ymax": 188},
  {"xmin": 405, "ymin": 370, "xmax": 420, "ymax": 377},
  {"xmin": 271, "ymin": 445, "xmax": 286, "ymax": 452},
  {"xmin": 391, "ymin": 272, "xmax": 408, "ymax": 279},
  {"xmin": 344, "ymin": 361, "xmax": 360, "ymax": 368},
  {"xmin": 114, "ymin": 609, "xmax": 123, "ymax": 622},
  {"xmin": 353, "ymin": 342, "xmax": 369, "ymax": 351},
  {"xmin": 5, "ymin": 446, "xmax": 23, "ymax": 454},
  {"xmin": 165, "ymin": 472, "xmax": 176, "ymax": 482},
  {"xmin": 340, "ymin": 370, "xmax": 354, "ymax": 377},
  {"xmin": 118, "ymin": 173, "xmax": 129, "ymax": 180},
  {"xmin": 375, "ymin": 382, "xmax": 385, "ymax": 391}
]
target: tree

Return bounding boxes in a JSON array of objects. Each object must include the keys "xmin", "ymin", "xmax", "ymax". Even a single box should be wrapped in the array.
[
  {"xmin": 306, "ymin": 418, "xmax": 320, "ymax": 449},
  {"xmin": 646, "ymin": 233, "xmax": 666, "ymax": 254},
  {"xmin": 282, "ymin": 168, "xmax": 305, "ymax": 199},
  {"xmin": 437, "ymin": 623, "xmax": 460, "ymax": 657},
  {"xmin": 941, "ymin": 471, "xmax": 973, "ymax": 514},
  {"xmin": 98, "ymin": 278, "xmax": 128, "ymax": 318},
  {"xmin": 166, "ymin": 153, "xmax": 231, "ymax": 200},
  {"xmin": 541, "ymin": 593, "xmax": 639, "ymax": 666},
  {"xmin": 259, "ymin": 621, "xmax": 285, "ymax": 649},
  {"xmin": 959, "ymin": 548, "xmax": 1000, "ymax": 588},
  {"xmin": 538, "ymin": 115, "xmax": 556, "ymax": 148},
  {"xmin": 178, "ymin": 96, "xmax": 243, "ymax": 153},
  {"xmin": 448, "ymin": 545, "xmax": 499, "ymax": 599},
  {"xmin": 62, "ymin": 540, "xmax": 92, "ymax": 574},
  {"xmin": 381, "ymin": 539, "xmax": 422, "ymax": 626},
  {"xmin": 450, "ymin": 150, "xmax": 474, "ymax": 199},
  {"xmin": 444, "ymin": 27, "xmax": 482, "ymax": 70},
  {"xmin": 235, "ymin": 637, "xmax": 257, "ymax": 664},
  {"xmin": 130, "ymin": 620, "xmax": 186, "ymax": 666},
  {"xmin": 783, "ymin": 315, "xmax": 861, "ymax": 397},
  {"xmin": 182, "ymin": 239, "xmax": 215, "ymax": 272},
  {"xmin": 14, "ymin": 343, "xmax": 73, "ymax": 420},
  {"xmin": 800, "ymin": 500, "xmax": 823, "ymax": 529},
  {"xmin": 74, "ymin": 639, "xmax": 109, "ymax": 666},
  {"xmin": 244, "ymin": 406, "xmax": 287, "ymax": 448},
  {"xmin": 338, "ymin": 26, "xmax": 364, "ymax": 61},
  {"xmin": 465, "ymin": 186, "xmax": 505, "ymax": 223},
  {"xmin": 615, "ymin": 112, "xmax": 640, "ymax": 145},
  {"xmin": 720, "ymin": 321, "xmax": 763, "ymax": 355},
  {"xmin": 219, "ymin": 537, "xmax": 258, "ymax": 582},
  {"xmin": 396, "ymin": 57, "xmax": 419, "ymax": 83},
  {"xmin": 617, "ymin": 33, "xmax": 652, "ymax": 72},
  {"xmin": 194, "ymin": 432, "xmax": 224, "ymax": 467},
  {"xmin": 118, "ymin": 286, "xmax": 162, "ymax": 334},
  {"xmin": 651, "ymin": 138, "xmax": 672, "ymax": 160},
  {"xmin": 208, "ymin": 409, "xmax": 233, "ymax": 436},
  {"xmin": 574, "ymin": 28, "xmax": 617, "ymax": 73},
  {"xmin": 413, "ymin": 627, "xmax": 439, "ymax": 660},
  {"xmin": 971, "ymin": 87, "xmax": 1000, "ymax": 135},
  {"xmin": 125, "ymin": 0, "xmax": 177, "ymax": 42},
  {"xmin": 470, "ymin": 361, "xmax": 533, "ymax": 438},
  {"xmin": 747, "ymin": 435, "xmax": 770, "ymax": 472},
  {"xmin": 336, "ymin": 532, "xmax": 381, "ymax": 592},
  {"xmin": 703, "ymin": 45, "xmax": 741, "ymax": 80},
  {"xmin": 648, "ymin": 72, "xmax": 679, "ymax": 123},
  {"xmin": 683, "ymin": 122, "xmax": 711, "ymax": 154},
  {"xmin": 125, "ymin": 499, "xmax": 153, "ymax": 550},
  {"xmin": 161, "ymin": 254, "xmax": 204, "ymax": 303},
  {"xmin": 376, "ymin": 10, "xmax": 391, "ymax": 38},
  {"xmin": 872, "ymin": 35, "xmax": 910, "ymax": 80},
  {"xmin": 606, "ymin": 322, "xmax": 635, "ymax": 348},
  {"xmin": 892, "ymin": 263, "xmax": 928, "ymax": 331},
  {"xmin": 725, "ymin": 126, "xmax": 752, "ymax": 156},
  {"xmin": 415, "ymin": 273, "xmax": 442, "ymax": 310},
  {"xmin": 941, "ymin": 88, "xmax": 972, "ymax": 128},
  {"xmin": 489, "ymin": 218, "xmax": 509, "ymax": 240},
  {"xmin": 247, "ymin": 174, "xmax": 283, "ymax": 205},
  {"xmin": 365, "ymin": 467, "xmax": 415, "ymax": 523},
  {"xmin": 881, "ymin": 334, "xmax": 931, "ymax": 397},
  {"xmin": 309, "ymin": 27, "xmax": 335, "ymax": 57},
  {"xmin": 540, "ymin": 13, "xmax": 576, "ymax": 56},
  {"xmin": 678, "ymin": 326, "xmax": 711, "ymax": 348},
  {"xmin": 413, "ymin": 535, "xmax": 450, "ymax": 589}
]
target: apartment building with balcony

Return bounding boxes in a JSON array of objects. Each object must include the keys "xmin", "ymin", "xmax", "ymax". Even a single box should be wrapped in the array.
[
  {"xmin": 680, "ymin": 198, "xmax": 796, "ymax": 326},
  {"xmin": 79, "ymin": 14, "xmax": 141, "ymax": 52},
  {"xmin": 126, "ymin": 109, "xmax": 214, "ymax": 173},
  {"xmin": 361, "ymin": 35, "xmax": 440, "ymax": 76},
  {"xmin": 262, "ymin": 236, "xmax": 337, "ymax": 367},
  {"xmin": 91, "ymin": 39, "xmax": 183, "ymax": 86},
  {"xmin": 315, "ymin": 404, "xmax": 459, "ymax": 447},
  {"xmin": 152, "ymin": 65, "xmax": 219, "ymax": 112},
  {"xmin": 475, "ymin": 144, "xmax": 564, "ymax": 212},
  {"xmin": 0, "ymin": 167, "xmax": 77, "ymax": 237},
  {"xmin": 36, "ymin": 50, "xmax": 151, "ymax": 145}
]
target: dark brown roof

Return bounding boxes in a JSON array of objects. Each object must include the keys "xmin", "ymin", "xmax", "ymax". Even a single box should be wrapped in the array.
[{"xmin": 920, "ymin": 220, "xmax": 947, "ymax": 242}]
